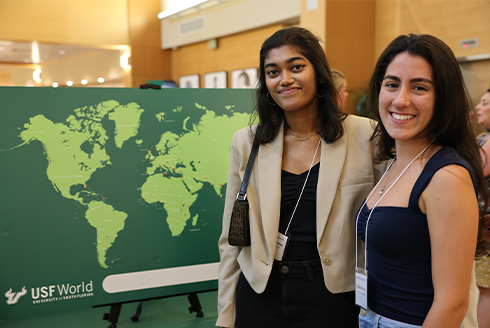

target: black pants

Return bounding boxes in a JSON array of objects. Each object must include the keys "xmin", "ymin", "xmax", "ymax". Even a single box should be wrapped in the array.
[{"xmin": 235, "ymin": 258, "xmax": 359, "ymax": 328}]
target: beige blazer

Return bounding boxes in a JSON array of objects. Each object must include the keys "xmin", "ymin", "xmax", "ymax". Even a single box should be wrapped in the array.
[{"xmin": 217, "ymin": 115, "xmax": 385, "ymax": 327}]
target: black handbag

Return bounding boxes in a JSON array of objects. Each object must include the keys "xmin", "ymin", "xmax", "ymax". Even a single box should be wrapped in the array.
[{"xmin": 228, "ymin": 143, "xmax": 259, "ymax": 246}]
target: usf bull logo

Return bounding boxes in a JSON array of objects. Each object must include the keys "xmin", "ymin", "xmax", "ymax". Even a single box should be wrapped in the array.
[{"xmin": 5, "ymin": 287, "xmax": 27, "ymax": 305}]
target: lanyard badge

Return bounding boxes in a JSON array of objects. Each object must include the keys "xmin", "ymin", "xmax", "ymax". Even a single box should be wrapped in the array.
[
  {"xmin": 355, "ymin": 267, "xmax": 368, "ymax": 310},
  {"xmin": 275, "ymin": 231, "xmax": 291, "ymax": 261},
  {"xmin": 276, "ymin": 138, "xmax": 321, "ymax": 262},
  {"xmin": 354, "ymin": 158, "xmax": 396, "ymax": 310},
  {"xmin": 354, "ymin": 142, "xmax": 432, "ymax": 311}
]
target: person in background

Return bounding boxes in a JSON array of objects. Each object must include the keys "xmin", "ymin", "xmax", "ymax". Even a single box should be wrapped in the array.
[
  {"xmin": 475, "ymin": 88, "xmax": 490, "ymax": 328},
  {"xmin": 356, "ymin": 33, "xmax": 488, "ymax": 328},
  {"xmin": 331, "ymin": 69, "xmax": 348, "ymax": 110},
  {"xmin": 217, "ymin": 27, "xmax": 384, "ymax": 328}
]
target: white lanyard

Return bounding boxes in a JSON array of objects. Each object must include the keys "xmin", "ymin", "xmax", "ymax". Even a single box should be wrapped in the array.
[
  {"xmin": 284, "ymin": 138, "xmax": 322, "ymax": 236},
  {"xmin": 275, "ymin": 138, "xmax": 321, "ymax": 261},
  {"xmin": 355, "ymin": 141, "xmax": 433, "ymax": 270},
  {"xmin": 354, "ymin": 142, "xmax": 432, "ymax": 309}
]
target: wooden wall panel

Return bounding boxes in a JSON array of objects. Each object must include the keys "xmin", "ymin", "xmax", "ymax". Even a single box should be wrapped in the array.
[
  {"xmin": 326, "ymin": 0, "xmax": 376, "ymax": 114},
  {"xmin": 0, "ymin": 0, "xmax": 129, "ymax": 46},
  {"xmin": 375, "ymin": 0, "xmax": 490, "ymax": 60},
  {"xmin": 64, "ymin": 0, "xmax": 129, "ymax": 45},
  {"xmin": 128, "ymin": 0, "xmax": 171, "ymax": 87},
  {"xmin": 171, "ymin": 24, "xmax": 287, "ymax": 87},
  {"xmin": 130, "ymin": 46, "xmax": 171, "ymax": 87},
  {"xmin": 375, "ymin": 0, "xmax": 399, "ymax": 59},
  {"xmin": 129, "ymin": 0, "xmax": 162, "ymax": 48}
]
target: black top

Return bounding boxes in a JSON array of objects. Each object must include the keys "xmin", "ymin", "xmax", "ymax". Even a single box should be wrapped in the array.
[
  {"xmin": 356, "ymin": 147, "xmax": 477, "ymax": 325},
  {"xmin": 279, "ymin": 162, "xmax": 320, "ymax": 261}
]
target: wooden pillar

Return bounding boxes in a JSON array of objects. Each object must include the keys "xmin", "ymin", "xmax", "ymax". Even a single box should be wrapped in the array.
[
  {"xmin": 301, "ymin": 0, "xmax": 375, "ymax": 115},
  {"xmin": 127, "ymin": 0, "xmax": 172, "ymax": 87}
]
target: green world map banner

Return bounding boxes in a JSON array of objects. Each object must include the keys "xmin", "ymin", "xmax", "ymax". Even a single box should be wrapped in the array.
[{"xmin": 0, "ymin": 87, "xmax": 253, "ymax": 322}]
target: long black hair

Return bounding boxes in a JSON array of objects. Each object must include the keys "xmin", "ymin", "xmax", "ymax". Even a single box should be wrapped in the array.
[
  {"xmin": 250, "ymin": 27, "xmax": 346, "ymax": 144},
  {"xmin": 367, "ymin": 33, "xmax": 489, "ymax": 254}
]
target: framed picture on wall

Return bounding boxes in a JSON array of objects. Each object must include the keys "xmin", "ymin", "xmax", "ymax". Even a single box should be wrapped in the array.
[
  {"xmin": 179, "ymin": 74, "xmax": 200, "ymax": 88},
  {"xmin": 204, "ymin": 71, "xmax": 227, "ymax": 88},
  {"xmin": 231, "ymin": 68, "xmax": 258, "ymax": 89}
]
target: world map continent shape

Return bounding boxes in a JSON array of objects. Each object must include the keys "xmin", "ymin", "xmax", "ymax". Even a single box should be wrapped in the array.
[
  {"xmin": 16, "ymin": 100, "xmax": 250, "ymax": 267},
  {"xmin": 18, "ymin": 100, "xmax": 143, "ymax": 268},
  {"xmin": 141, "ymin": 103, "xmax": 250, "ymax": 236}
]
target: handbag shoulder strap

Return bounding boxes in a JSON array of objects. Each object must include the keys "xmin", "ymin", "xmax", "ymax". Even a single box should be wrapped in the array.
[{"xmin": 237, "ymin": 143, "xmax": 259, "ymax": 201}]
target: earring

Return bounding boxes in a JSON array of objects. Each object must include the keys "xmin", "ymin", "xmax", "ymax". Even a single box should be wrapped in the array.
[
  {"xmin": 317, "ymin": 93, "xmax": 325, "ymax": 98},
  {"xmin": 267, "ymin": 92, "xmax": 277, "ymax": 106}
]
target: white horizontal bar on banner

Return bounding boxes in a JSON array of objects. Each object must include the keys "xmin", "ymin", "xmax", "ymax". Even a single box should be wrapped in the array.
[{"xmin": 102, "ymin": 262, "xmax": 219, "ymax": 293}]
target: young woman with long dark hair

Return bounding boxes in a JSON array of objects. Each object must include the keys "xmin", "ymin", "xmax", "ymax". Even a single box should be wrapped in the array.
[{"xmin": 217, "ymin": 27, "xmax": 384, "ymax": 328}]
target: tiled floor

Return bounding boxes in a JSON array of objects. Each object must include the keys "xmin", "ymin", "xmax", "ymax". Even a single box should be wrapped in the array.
[{"xmin": 2, "ymin": 290, "xmax": 218, "ymax": 328}]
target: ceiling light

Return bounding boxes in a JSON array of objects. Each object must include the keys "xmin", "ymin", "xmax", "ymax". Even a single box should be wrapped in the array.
[
  {"xmin": 32, "ymin": 41, "xmax": 40, "ymax": 64},
  {"xmin": 52, "ymin": 82, "xmax": 58, "ymax": 88},
  {"xmin": 120, "ymin": 50, "xmax": 131, "ymax": 70},
  {"xmin": 66, "ymin": 81, "xmax": 73, "ymax": 86},
  {"xmin": 33, "ymin": 68, "xmax": 41, "ymax": 83},
  {"xmin": 59, "ymin": 50, "xmax": 66, "ymax": 55},
  {"xmin": 158, "ymin": 0, "xmax": 210, "ymax": 19},
  {"xmin": 81, "ymin": 79, "xmax": 88, "ymax": 85},
  {"xmin": 98, "ymin": 77, "xmax": 105, "ymax": 83}
]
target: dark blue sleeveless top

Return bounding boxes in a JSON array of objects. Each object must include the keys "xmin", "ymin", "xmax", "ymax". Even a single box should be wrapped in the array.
[{"xmin": 356, "ymin": 147, "xmax": 477, "ymax": 325}]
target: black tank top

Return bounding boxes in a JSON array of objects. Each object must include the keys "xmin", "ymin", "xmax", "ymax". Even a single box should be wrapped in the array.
[{"xmin": 279, "ymin": 162, "xmax": 320, "ymax": 261}]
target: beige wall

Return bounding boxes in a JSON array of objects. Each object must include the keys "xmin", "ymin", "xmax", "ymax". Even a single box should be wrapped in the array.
[{"xmin": 171, "ymin": 24, "xmax": 287, "ymax": 87}]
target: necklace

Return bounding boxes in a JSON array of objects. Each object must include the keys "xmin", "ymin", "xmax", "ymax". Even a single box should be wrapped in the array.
[
  {"xmin": 286, "ymin": 130, "xmax": 317, "ymax": 141},
  {"xmin": 379, "ymin": 159, "xmax": 403, "ymax": 194},
  {"xmin": 355, "ymin": 140, "xmax": 434, "ymax": 278},
  {"xmin": 379, "ymin": 142, "xmax": 433, "ymax": 195}
]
